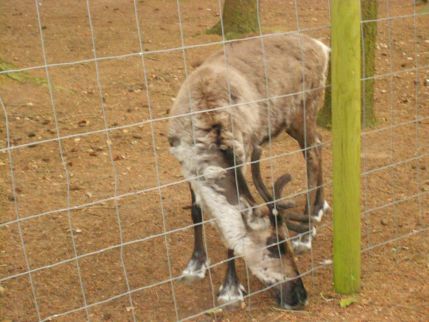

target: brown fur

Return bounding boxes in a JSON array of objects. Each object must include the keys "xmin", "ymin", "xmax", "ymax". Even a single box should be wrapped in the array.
[
  {"xmin": 169, "ymin": 33, "xmax": 328, "ymax": 162},
  {"xmin": 169, "ymin": 33, "xmax": 329, "ymax": 216}
]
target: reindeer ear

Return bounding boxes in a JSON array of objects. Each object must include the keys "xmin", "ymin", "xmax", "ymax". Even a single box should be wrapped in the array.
[
  {"xmin": 168, "ymin": 136, "xmax": 180, "ymax": 147},
  {"xmin": 251, "ymin": 146, "xmax": 273, "ymax": 203},
  {"xmin": 220, "ymin": 147, "xmax": 258, "ymax": 205}
]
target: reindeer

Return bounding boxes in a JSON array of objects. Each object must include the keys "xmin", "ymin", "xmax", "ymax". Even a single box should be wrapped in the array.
[{"xmin": 168, "ymin": 33, "xmax": 330, "ymax": 309}]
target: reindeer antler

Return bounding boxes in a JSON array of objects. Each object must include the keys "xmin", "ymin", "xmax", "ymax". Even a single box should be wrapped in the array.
[
  {"xmin": 250, "ymin": 145, "xmax": 311, "ymax": 234},
  {"xmin": 251, "ymin": 146, "xmax": 295, "ymax": 211}
]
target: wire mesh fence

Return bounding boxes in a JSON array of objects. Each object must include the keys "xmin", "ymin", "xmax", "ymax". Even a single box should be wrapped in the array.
[{"xmin": 0, "ymin": 0, "xmax": 428, "ymax": 321}]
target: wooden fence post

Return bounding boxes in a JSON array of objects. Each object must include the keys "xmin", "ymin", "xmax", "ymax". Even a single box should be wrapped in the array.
[{"xmin": 332, "ymin": 0, "xmax": 362, "ymax": 294}]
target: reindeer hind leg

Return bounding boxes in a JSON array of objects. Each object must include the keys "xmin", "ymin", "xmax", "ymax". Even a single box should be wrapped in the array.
[
  {"xmin": 285, "ymin": 123, "xmax": 322, "ymax": 252},
  {"xmin": 310, "ymin": 134, "xmax": 330, "ymax": 223}
]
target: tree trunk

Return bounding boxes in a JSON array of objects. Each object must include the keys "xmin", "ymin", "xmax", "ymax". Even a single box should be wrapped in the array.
[
  {"xmin": 360, "ymin": 0, "xmax": 377, "ymax": 127},
  {"xmin": 208, "ymin": 0, "xmax": 258, "ymax": 39},
  {"xmin": 318, "ymin": 0, "xmax": 378, "ymax": 128}
]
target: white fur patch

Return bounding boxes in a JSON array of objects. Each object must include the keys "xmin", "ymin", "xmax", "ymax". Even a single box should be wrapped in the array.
[
  {"xmin": 313, "ymin": 209, "xmax": 324, "ymax": 223},
  {"xmin": 312, "ymin": 38, "xmax": 331, "ymax": 78},
  {"xmin": 241, "ymin": 199, "xmax": 270, "ymax": 231},
  {"xmin": 194, "ymin": 192, "xmax": 202, "ymax": 206},
  {"xmin": 313, "ymin": 200, "xmax": 330, "ymax": 222},
  {"xmin": 323, "ymin": 200, "xmax": 330, "ymax": 212},
  {"xmin": 313, "ymin": 39, "xmax": 331, "ymax": 58},
  {"xmin": 197, "ymin": 183, "xmax": 247, "ymax": 250},
  {"xmin": 244, "ymin": 214, "xmax": 270, "ymax": 231},
  {"xmin": 203, "ymin": 165, "xmax": 226, "ymax": 180},
  {"xmin": 314, "ymin": 39, "xmax": 331, "ymax": 55},
  {"xmin": 292, "ymin": 226, "xmax": 317, "ymax": 253}
]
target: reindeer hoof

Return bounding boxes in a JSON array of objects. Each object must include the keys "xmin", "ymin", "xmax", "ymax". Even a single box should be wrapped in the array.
[
  {"xmin": 312, "ymin": 200, "xmax": 330, "ymax": 222},
  {"xmin": 180, "ymin": 258, "xmax": 209, "ymax": 282},
  {"xmin": 292, "ymin": 233, "xmax": 313, "ymax": 254},
  {"xmin": 217, "ymin": 283, "xmax": 246, "ymax": 305},
  {"xmin": 311, "ymin": 226, "xmax": 317, "ymax": 237}
]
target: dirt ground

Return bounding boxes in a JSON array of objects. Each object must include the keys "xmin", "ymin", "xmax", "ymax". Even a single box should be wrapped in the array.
[{"xmin": 0, "ymin": 0, "xmax": 428, "ymax": 321}]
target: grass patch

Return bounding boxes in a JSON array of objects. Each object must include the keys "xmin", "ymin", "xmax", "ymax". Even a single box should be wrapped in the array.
[
  {"xmin": 417, "ymin": 0, "xmax": 429, "ymax": 13},
  {"xmin": 0, "ymin": 58, "xmax": 47, "ymax": 85}
]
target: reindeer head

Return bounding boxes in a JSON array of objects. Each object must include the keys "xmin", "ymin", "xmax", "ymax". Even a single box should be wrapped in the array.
[{"xmin": 248, "ymin": 145, "xmax": 308, "ymax": 309}]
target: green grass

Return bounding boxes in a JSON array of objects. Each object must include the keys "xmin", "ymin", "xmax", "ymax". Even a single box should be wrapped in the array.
[
  {"xmin": 417, "ymin": 0, "xmax": 429, "ymax": 13},
  {"xmin": 0, "ymin": 58, "xmax": 47, "ymax": 85}
]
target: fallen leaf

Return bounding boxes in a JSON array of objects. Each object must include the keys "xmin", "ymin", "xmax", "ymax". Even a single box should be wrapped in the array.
[
  {"xmin": 340, "ymin": 296, "xmax": 358, "ymax": 308},
  {"xmin": 205, "ymin": 307, "xmax": 223, "ymax": 316}
]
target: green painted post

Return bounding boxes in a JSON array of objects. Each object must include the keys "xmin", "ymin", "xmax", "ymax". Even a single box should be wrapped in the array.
[{"xmin": 332, "ymin": 0, "xmax": 362, "ymax": 294}]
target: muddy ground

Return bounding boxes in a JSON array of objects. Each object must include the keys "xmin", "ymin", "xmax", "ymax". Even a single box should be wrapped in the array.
[{"xmin": 0, "ymin": 0, "xmax": 428, "ymax": 321}]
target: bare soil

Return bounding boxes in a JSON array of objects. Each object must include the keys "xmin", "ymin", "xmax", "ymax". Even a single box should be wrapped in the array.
[{"xmin": 0, "ymin": 1, "xmax": 428, "ymax": 321}]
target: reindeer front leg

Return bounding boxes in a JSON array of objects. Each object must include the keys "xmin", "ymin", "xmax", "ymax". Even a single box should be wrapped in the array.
[
  {"xmin": 181, "ymin": 186, "xmax": 209, "ymax": 281},
  {"xmin": 217, "ymin": 249, "xmax": 246, "ymax": 304}
]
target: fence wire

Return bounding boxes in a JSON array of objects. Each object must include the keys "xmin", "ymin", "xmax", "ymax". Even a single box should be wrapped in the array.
[{"xmin": 0, "ymin": 1, "xmax": 428, "ymax": 321}]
